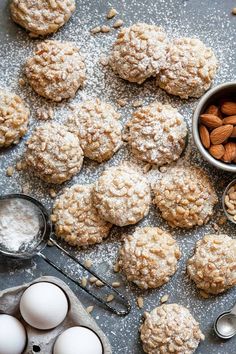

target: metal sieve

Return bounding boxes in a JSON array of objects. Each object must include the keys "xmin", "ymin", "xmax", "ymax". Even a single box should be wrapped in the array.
[{"xmin": 0, "ymin": 194, "xmax": 131, "ymax": 316}]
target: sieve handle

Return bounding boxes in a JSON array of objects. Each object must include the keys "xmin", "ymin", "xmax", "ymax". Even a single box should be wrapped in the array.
[{"xmin": 37, "ymin": 241, "xmax": 131, "ymax": 316}]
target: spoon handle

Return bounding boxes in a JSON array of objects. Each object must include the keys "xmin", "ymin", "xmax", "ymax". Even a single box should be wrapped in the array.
[{"xmin": 230, "ymin": 302, "xmax": 236, "ymax": 315}]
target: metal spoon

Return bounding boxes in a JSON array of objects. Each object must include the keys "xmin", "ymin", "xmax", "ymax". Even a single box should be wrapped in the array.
[{"xmin": 214, "ymin": 303, "xmax": 236, "ymax": 339}]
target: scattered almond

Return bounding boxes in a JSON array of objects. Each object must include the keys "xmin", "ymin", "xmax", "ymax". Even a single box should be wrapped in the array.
[
  {"xmin": 113, "ymin": 19, "xmax": 124, "ymax": 28},
  {"xmin": 222, "ymin": 115, "xmax": 236, "ymax": 125},
  {"xmin": 107, "ymin": 8, "xmax": 117, "ymax": 19},
  {"xmin": 101, "ymin": 25, "xmax": 111, "ymax": 33},
  {"xmin": 222, "ymin": 142, "xmax": 236, "ymax": 162},
  {"xmin": 89, "ymin": 276, "xmax": 97, "ymax": 284},
  {"xmin": 209, "ymin": 144, "xmax": 225, "ymax": 160},
  {"xmin": 111, "ymin": 282, "xmax": 120, "ymax": 288},
  {"xmin": 200, "ymin": 114, "xmax": 222, "ymax": 129},
  {"xmin": 221, "ymin": 101, "xmax": 236, "ymax": 116},
  {"xmin": 210, "ymin": 125, "xmax": 233, "ymax": 145},
  {"xmin": 91, "ymin": 26, "xmax": 101, "ymax": 34},
  {"xmin": 81, "ymin": 277, "xmax": 87, "ymax": 287},
  {"xmin": 199, "ymin": 124, "xmax": 210, "ymax": 148}
]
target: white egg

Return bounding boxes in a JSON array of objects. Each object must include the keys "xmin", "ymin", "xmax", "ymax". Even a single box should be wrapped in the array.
[
  {"xmin": 53, "ymin": 326, "xmax": 103, "ymax": 354},
  {"xmin": 0, "ymin": 314, "xmax": 27, "ymax": 354},
  {"xmin": 20, "ymin": 282, "xmax": 68, "ymax": 330}
]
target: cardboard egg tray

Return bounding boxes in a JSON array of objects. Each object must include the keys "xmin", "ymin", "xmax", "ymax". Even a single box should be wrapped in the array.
[{"xmin": 0, "ymin": 275, "xmax": 112, "ymax": 354}]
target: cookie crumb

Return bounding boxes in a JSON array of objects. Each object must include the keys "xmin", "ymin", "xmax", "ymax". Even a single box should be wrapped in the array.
[
  {"xmin": 137, "ymin": 296, "xmax": 144, "ymax": 309},
  {"xmin": 113, "ymin": 19, "xmax": 124, "ymax": 28},
  {"xmin": 160, "ymin": 294, "xmax": 169, "ymax": 303},
  {"xmin": 107, "ymin": 8, "xmax": 117, "ymax": 19}
]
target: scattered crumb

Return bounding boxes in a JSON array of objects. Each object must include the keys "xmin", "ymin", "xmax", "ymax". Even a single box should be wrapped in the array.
[
  {"xmin": 112, "ymin": 281, "xmax": 120, "ymax": 288},
  {"xmin": 113, "ymin": 19, "xmax": 124, "ymax": 28},
  {"xmin": 159, "ymin": 166, "xmax": 168, "ymax": 173},
  {"xmin": 107, "ymin": 8, "xmax": 117, "ymax": 19},
  {"xmin": 132, "ymin": 100, "xmax": 143, "ymax": 108},
  {"xmin": 6, "ymin": 166, "xmax": 14, "ymax": 177},
  {"xmin": 137, "ymin": 296, "xmax": 144, "ymax": 309},
  {"xmin": 160, "ymin": 294, "xmax": 169, "ymax": 303},
  {"xmin": 91, "ymin": 26, "xmax": 101, "ymax": 34},
  {"xmin": 143, "ymin": 163, "xmax": 152, "ymax": 174},
  {"xmin": 86, "ymin": 305, "xmax": 94, "ymax": 314},
  {"xmin": 212, "ymin": 223, "xmax": 219, "ymax": 232},
  {"xmin": 99, "ymin": 55, "xmax": 109, "ymax": 66},
  {"xmin": 81, "ymin": 277, "xmax": 87, "ymax": 287},
  {"xmin": 84, "ymin": 259, "xmax": 93, "ymax": 268},
  {"xmin": 96, "ymin": 280, "xmax": 104, "ymax": 287},
  {"xmin": 36, "ymin": 107, "xmax": 54, "ymax": 121},
  {"xmin": 101, "ymin": 25, "xmax": 111, "ymax": 33},
  {"xmin": 16, "ymin": 161, "xmax": 23, "ymax": 171},
  {"xmin": 218, "ymin": 216, "xmax": 227, "ymax": 225},
  {"xmin": 113, "ymin": 263, "xmax": 120, "ymax": 273},
  {"xmin": 18, "ymin": 78, "xmax": 26, "ymax": 86},
  {"xmin": 106, "ymin": 294, "xmax": 114, "ymax": 302},
  {"xmin": 49, "ymin": 188, "xmax": 57, "ymax": 198},
  {"xmin": 116, "ymin": 98, "xmax": 127, "ymax": 107},
  {"xmin": 21, "ymin": 185, "xmax": 29, "ymax": 194}
]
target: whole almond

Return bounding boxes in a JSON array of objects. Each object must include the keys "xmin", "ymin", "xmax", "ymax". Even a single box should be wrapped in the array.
[
  {"xmin": 210, "ymin": 125, "xmax": 233, "ymax": 145},
  {"xmin": 222, "ymin": 115, "xmax": 236, "ymax": 125},
  {"xmin": 209, "ymin": 144, "xmax": 225, "ymax": 159},
  {"xmin": 205, "ymin": 104, "xmax": 219, "ymax": 116},
  {"xmin": 200, "ymin": 114, "xmax": 222, "ymax": 129},
  {"xmin": 222, "ymin": 142, "xmax": 236, "ymax": 163},
  {"xmin": 231, "ymin": 126, "xmax": 236, "ymax": 138},
  {"xmin": 221, "ymin": 101, "xmax": 236, "ymax": 116},
  {"xmin": 199, "ymin": 124, "xmax": 210, "ymax": 148}
]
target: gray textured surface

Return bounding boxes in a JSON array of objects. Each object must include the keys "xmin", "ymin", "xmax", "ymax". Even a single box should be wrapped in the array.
[
  {"xmin": 0, "ymin": 276, "xmax": 112, "ymax": 354},
  {"xmin": 0, "ymin": 0, "xmax": 236, "ymax": 353}
]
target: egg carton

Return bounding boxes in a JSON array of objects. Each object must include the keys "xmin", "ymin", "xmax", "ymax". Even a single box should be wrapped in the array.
[{"xmin": 0, "ymin": 275, "xmax": 112, "ymax": 354}]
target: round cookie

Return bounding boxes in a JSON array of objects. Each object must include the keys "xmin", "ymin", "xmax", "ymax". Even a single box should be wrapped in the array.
[
  {"xmin": 140, "ymin": 304, "xmax": 204, "ymax": 354},
  {"xmin": 153, "ymin": 166, "xmax": 217, "ymax": 228},
  {"xmin": 10, "ymin": 0, "xmax": 76, "ymax": 37},
  {"xmin": 125, "ymin": 102, "xmax": 187, "ymax": 166},
  {"xmin": 25, "ymin": 40, "xmax": 86, "ymax": 101},
  {"xmin": 51, "ymin": 184, "xmax": 112, "ymax": 247},
  {"xmin": 67, "ymin": 99, "xmax": 122, "ymax": 162},
  {"xmin": 157, "ymin": 37, "xmax": 218, "ymax": 99},
  {"xmin": 0, "ymin": 89, "xmax": 29, "ymax": 148},
  {"xmin": 25, "ymin": 122, "xmax": 83, "ymax": 184},
  {"xmin": 118, "ymin": 227, "xmax": 181, "ymax": 289},
  {"xmin": 187, "ymin": 234, "xmax": 236, "ymax": 295},
  {"xmin": 93, "ymin": 165, "xmax": 151, "ymax": 227},
  {"xmin": 109, "ymin": 23, "xmax": 168, "ymax": 84}
]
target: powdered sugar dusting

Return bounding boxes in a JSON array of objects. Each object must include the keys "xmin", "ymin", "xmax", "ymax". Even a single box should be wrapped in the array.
[{"xmin": 0, "ymin": 0, "xmax": 236, "ymax": 353}]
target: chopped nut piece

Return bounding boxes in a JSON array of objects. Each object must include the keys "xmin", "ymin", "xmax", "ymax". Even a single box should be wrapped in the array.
[
  {"xmin": 160, "ymin": 294, "xmax": 169, "ymax": 303},
  {"xmin": 106, "ymin": 294, "xmax": 114, "ymax": 302},
  {"xmin": 116, "ymin": 98, "xmax": 127, "ymax": 107},
  {"xmin": 49, "ymin": 188, "xmax": 57, "ymax": 198},
  {"xmin": 99, "ymin": 56, "xmax": 109, "ymax": 66},
  {"xmin": 218, "ymin": 216, "xmax": 227, "ymax": 225},
  {"xmin": 89, "ymin": 276, "xmax": 97, "ymax": 284},
  {"xmin": 81, "ymin": 277, "xmax": 87, "ymax": 287},
  {"xmin": 84, "ymin": 259, "xmax": 93, "ymax": 268},
  {"xmin": 6, "ymin": 166, "xmax": 14, "ymax": 177},
  {"xmin": 91, "ymin": 26, "xmax": 101, "ymax": 34},
  {"xmin": 16, "ymin": 161, "xmax": 22, "ymax": 171},
  {"xmin": 86, "ymin": 305, "xmax": 94, "ymax": 314},
  {"xmin": 113, "ymin": 263, "xmax": 120, "ymax": 273},
  {"xmin": 101, "ymin": 25, "xmax": 111, "ymax": 33},
  {"xmin": 112, "ymin": 282, "xmax": 120, "ymax": 288},
  {"xmin": 113, "ymin": 19, "xmax": 124, "ymax": 28},
  {"xmin": 137, "ymin": 296, "xmax": 144, "ymax": 309},
  {"xmin": 36, "ymin": 108, "xmax": 54, "ymax": 121},
  {"xmin": 199, "ymin": 290, "xmax": 209, "ymax": 299},
  {"xmin": 96, "ymin": 280, "xmax": 104, "ymax": 287},
  {"xmin": 107, "ymin": 8, "xmax": 117, "ymax": 19},
  {"xmin": 132, "ymin": 100, "xmax": 143, "ymax": 108}
]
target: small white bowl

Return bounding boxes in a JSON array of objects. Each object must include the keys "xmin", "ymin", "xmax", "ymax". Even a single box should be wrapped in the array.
[{"xmin": 192, "ymin": 82, "xmax": 236, "ymax": 173}]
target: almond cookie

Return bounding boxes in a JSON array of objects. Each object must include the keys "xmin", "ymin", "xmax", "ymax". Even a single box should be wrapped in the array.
[
  {"xmin": 125, "ymin": 102, "xmax": 187, "ymax": 166},
  {"xmin": 187, "ymin": 234, "xmax": 236, "ymax": 295},
  {"xmin": 25, "ymin": 40, "xmax": 86, "ymax": 101},
  {"xmin": 25, "ymin": 122, "xmax": 83, "ymax": 184},
  {"xmin": 109, "ymin": 23, "xmax": 168, "ymax": 84},
  {"xmin": 140, "ymin": 304, "xmax": 204, "ymax": 354},
  {"xmin": 157, "ymin": 38, "xmax": 218, "ymax": 99},
  {"xmin": 51, "ymin": 184, "xmax": 112, "ymax": 247},
  {"xmin": 0, "ymin": 89, "xmax": 29, "ymax": 148},
  {"xmin": 93, "ymin": 165, "xmax": 151, "ymax": 226},
  {"xmin": 118, "ymin": 227, "xmax": 181, "ymax": 289},
  {"xmin": 153, "ymin": 166, "xmax": 217, "ymax": 228},
  {"xmin": 10, "ymin": 0, "xmax": 76, "ymax": 37},
  {"xmin": 66, "ymin": 99, "xmax": 122, "ymax": 162}
]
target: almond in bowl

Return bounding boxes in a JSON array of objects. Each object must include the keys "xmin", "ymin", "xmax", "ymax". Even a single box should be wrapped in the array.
[{"xmin": 192, "ymin": 82, "xmax": 236, "ymax": 172}]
